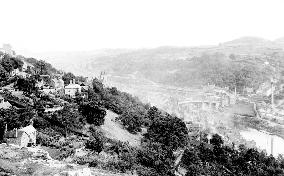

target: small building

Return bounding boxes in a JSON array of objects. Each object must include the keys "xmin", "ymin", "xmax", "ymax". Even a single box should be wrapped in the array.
[
  {"xmin": 5, "ymin": 125, "xmax": 36, "ymax": 147},
  {"xmin": 64, "ymin": 79, "xmax": 81, "ymax": 98},
  {"xmin": 0, "ymin": 95, "xmax": 12, "ymax": 109}
]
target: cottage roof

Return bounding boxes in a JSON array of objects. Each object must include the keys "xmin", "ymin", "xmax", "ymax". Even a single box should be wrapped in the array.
[
  {"xmin": 0, "ymin": 101, "xmax": 12, "ymax": 109},
  {"xmin": 19, "ymin": 125, "xmax": 36, "ymax": 134},
  {"xmin": 65, "ymin": 84, "xmax": 81, "ymax": 89}
]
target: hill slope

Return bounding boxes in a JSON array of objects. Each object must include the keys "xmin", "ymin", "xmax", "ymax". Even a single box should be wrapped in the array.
[{"xmin": 100, "ymin": 110, "xmax": 141, "ymax": 146}]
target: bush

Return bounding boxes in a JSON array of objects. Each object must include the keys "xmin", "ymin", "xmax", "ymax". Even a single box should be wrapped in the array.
[
  {"xmin": 73, "ymin": 156, "xmax": 98, "ymax": 167},
  {"xmin": 79, "ymin": 103, "xmax": 106, "ymax": 126},
  {"xmin": 55, "ymin": 146, "xmax": 75, "ymax": 160},
  {"xmin": 144, "ymin": 113, "xmax": 188, "ymax": 151},
  {"xmin": 118, "ymin": 110, "xmax": 144, "ymax": 134},
  {"xmin": 85, "ymin": 126, "xmax": 105, "ymax": 153},
  {"xmin": 85, "ymin": 138, "xmax": 104, "ymax": 153},
  {"xmin": 135, "ymin": 165, "xmax": 160, "ymax": 176}
]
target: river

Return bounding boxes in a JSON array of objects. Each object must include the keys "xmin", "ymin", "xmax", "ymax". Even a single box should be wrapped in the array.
[{"xmin": 241, "ymin": 128, "xmax": 284, "ymax": 157}]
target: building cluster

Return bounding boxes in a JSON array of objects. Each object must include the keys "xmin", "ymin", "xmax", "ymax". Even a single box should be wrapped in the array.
[{"xmin": 36, "ymin": 76, "xmax": 89, "ymax": 98}]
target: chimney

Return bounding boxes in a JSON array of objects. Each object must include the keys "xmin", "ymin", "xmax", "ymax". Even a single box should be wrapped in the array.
[{"xmin": 4, "ymin": 124, "xmax": 7, "ymax": 134}]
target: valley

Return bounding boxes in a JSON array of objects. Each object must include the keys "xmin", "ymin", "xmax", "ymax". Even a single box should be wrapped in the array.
[{"xmin": 102, "ymin": 73, "xmax": 284, "ymax": 156}]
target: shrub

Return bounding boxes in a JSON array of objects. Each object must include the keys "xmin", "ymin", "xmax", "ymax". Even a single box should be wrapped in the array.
[
  {"xmin": 144, "ymin": 113, "xmax": 188, "ymax": 151},
  {"xmin": 55, "ymin": 146, "xmax": 75, "ymax": 160},
  {"xmin": 85, "ymin": 127, "xmax": 105, "ymax": 153},
  {"xmin": 79, "ymin": 103, "xmax": 106, "ymax": 126},
  {"xmin": 73, "ymin": 156, "xmax": 98, "ymax": 167},
  {"xmin": 85, "ymin": 138, "xmax": 104, "ymax": 154}
]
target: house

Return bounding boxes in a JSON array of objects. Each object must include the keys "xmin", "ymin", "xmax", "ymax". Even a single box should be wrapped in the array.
[
  {"xmin": 5, "ymin": 125, "xmax": 36, "ymax": 147},
  {"xmin": 64, "ymin": 79, "xmax": 81, "ymax": 98},
  {"xmin": 0, "ymin": 95, "xmax": 12, "ymax": 109}
]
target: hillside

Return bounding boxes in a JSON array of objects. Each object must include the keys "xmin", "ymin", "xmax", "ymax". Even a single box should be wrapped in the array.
[{"xmin": 100, "ymin": 110, "xmax": 141, "ymax": 146}]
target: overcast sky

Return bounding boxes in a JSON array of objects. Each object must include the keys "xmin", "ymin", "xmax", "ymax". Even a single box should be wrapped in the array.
[{"xmin": 1, "ymin": 0, "xmax": 284, "ymax": 53}]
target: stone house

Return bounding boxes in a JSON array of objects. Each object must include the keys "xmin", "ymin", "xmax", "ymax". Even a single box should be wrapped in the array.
[{"xmin": 5, "ymin": 125, "xmax": 36, "ymax": 147}]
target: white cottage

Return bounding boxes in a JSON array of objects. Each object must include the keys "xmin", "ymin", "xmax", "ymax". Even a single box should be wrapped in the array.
[
  {"xmin": 0, "ymin": 95, "xmax": 11, "ymax": 109},
  {"xmin": 64, "ymin": 79, "xmax": 81, "ymax": 98}
]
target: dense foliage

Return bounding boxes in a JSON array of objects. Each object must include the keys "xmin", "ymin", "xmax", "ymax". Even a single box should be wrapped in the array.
[
  {"xmin": 79, "ymin": 103, "xmax": 106, "ymax": 126},
  {"xmin": 180, "ymin": 134, "xmax": 284, "ymax": 176},
  {"xmin": 14, "ymin": 75, "xmax": 39, "ymax": 95}
]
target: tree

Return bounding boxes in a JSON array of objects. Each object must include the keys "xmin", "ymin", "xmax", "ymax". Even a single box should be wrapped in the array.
[
  {"xmin": 15, "ymin": 76, "xmax": 38, "ymax": 95},
  {"xmin": 210, "ymin": 134, "xmax": 223, "ymax": 148},
  {"xmin": 1, "ymin": 54, "xmax": 14, "ymax": 73},
  {"xmin": 10, "ymin": 57, "xmax": 24, "ymax": 70},
  {"xmin": 34, "ymin": 60, "xmax": 48, "ymax": 75},
  {"xmin": 137, "ymin": 142, "xmax": 175, "ymax": 176},
  {"xmin": 144, "ymin": 113, "xmax": 188, "ymax": 151},
  {"xmin": 92, "ymin": 78, "xmax": 104, "ymax": 94},
  {"xmin": 62, "ymin": 72, "xmax": 76, "ymax": 85},
  {"xmin": 0, "ymin": 64, "xmax": 9, "ymax": 82},
  {"xmin": 147, "ymin": 106, "xmax": 161, "ymax": 121},
  {"xmin": 118, "ymin": 109, "xmax": 144, "ymax": 133},
  {"xmin": 79, "ymin": 103, "xmax": 106, "ymax": 126}
]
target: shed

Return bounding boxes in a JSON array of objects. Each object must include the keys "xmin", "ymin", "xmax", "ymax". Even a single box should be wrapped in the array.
[{"xmin": 0, "ymin": 95, "xmax": 12, "ymax": 109}]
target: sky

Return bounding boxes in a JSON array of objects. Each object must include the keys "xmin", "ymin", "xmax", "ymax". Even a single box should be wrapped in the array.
[{"xmin": 1, "ymin": 0, "xmax": 284, "ymax": 53}]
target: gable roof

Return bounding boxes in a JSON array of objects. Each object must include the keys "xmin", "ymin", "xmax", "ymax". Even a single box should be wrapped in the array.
[
  {"xmin": 65, "ymin": 84, "xmax": 81, "ymax": 89},
  {"xmin": 0, "ymin": 101, "xmax": 12, "ymax": 109},
  {"xmin": 18, "ymin": 125, "xmax": 36, "ymax": 134}
]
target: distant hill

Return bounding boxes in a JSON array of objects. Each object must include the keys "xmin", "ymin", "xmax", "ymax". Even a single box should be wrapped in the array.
[
  {"xmin": 222, "ymin": 36, "xmax": 274, "ymax": 46},
  {"xmin": 28, "ymin": 36, "xmax": 284, "ymax": 89}
]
